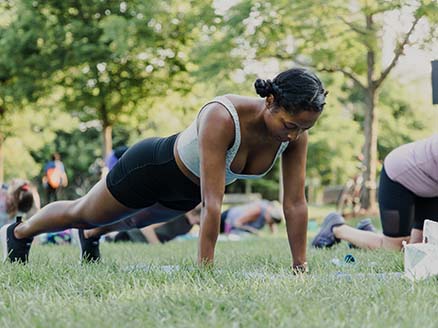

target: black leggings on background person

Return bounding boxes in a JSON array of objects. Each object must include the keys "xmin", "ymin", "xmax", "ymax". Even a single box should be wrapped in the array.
[{"xmin": 379, "ymin": 167, "xmax": 438, "ymax": 238}]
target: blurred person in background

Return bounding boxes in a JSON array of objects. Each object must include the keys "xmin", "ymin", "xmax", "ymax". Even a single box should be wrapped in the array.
[
  {"xmin": 312, "ymin": 135, "xmax": 438, "ymax": 250},
  {"xmin": 42, "ymin": 152, "xmax": 68, "ymax": 204},
  {"xmin": 0, "ymin": 179, "xmax": 39, "ymax": 227}
]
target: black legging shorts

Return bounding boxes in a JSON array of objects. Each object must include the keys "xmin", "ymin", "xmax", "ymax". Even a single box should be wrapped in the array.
[
  {"xmin": 106, "ymin": 133, "xmax": 201, "ymax": 211},
  {"xmin": 379, "ymin": 166, "xmax": 438, "ymax": 237}
]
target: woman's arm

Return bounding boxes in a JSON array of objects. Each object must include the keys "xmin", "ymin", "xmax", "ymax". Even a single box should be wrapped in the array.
[
  {"xmin": 197, "ymin": 103, "xmax": 235, "ymax": 266},
  {"xmin": 281, "ymin": 132, "xmax": 309, "ymax": 272}
]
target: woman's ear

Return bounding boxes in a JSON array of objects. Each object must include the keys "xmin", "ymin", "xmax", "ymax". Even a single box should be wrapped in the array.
[{"xmin": 265, "ymin": 95, "xmax": 274, "ymax": 110}]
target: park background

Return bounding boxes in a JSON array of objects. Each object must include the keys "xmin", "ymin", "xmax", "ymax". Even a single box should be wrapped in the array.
[
  {"xmin": 0, "ymin": 1, "xmax": 438, "ymax": 327},
  {"xmin": 1, "ymin": 0, "xmax": 437, "ymax": 211}
]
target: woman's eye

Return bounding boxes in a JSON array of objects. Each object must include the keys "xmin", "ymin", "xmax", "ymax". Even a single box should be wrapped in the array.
[{"xmin": 284, "ymin": 124, "xmax": 298, "ymax": 130}]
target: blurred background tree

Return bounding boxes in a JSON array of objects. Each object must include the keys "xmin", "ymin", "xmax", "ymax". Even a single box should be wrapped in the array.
[{"xmin": 0, "ymin": 0, "xmax": 436, "ymax": 204}]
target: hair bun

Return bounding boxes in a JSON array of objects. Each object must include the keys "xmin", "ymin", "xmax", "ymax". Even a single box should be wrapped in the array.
[{"xmin": 254, "ymin": 79, "xmax": 273, "ymax": 98}]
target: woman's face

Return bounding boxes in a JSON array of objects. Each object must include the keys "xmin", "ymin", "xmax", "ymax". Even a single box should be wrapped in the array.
[{"xmin": 265, "ymin": 100, "xmax": 321, "ymax": 142}]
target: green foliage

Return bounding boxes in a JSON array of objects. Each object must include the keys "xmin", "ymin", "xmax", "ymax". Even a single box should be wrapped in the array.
[
  {"xmin": 308, "ymin": 108, "xmax": 363, "ymax": 185},
  {"xmin": 194, "ymin": 0, "xmax": 438, "ymax": 190},
  {"xmin": 1, "ymin": 0, "xmax": 437, "ymax": 197},
  {"xmin": 3, "ymin": 104, "xmax": 78, "ymax": 182},
  {"xmin": 3, "ymin": 137, "xmax": 40, "ymax": 181},
  {"xmin": 377, "ymin": 79, "xmax": 436, "ymax": 158}
]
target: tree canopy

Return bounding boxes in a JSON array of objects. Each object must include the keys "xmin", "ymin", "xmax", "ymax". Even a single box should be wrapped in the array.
[{"xmin": 0, "ymin": 0, "xmax": 437, "ymax": 203}]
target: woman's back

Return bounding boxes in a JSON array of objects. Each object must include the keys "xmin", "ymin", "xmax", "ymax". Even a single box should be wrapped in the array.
[{"xmin": 384, "ymin": 135, "xmax": 438, "ymax": 197}]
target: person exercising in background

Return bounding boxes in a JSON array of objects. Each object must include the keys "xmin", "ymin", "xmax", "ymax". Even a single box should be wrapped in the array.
[
  {"xmin": 312, "ymin": 135, "xmax": 438, "ymax": 250},
  {"xmin": 0, "ymin": 179, "xmax": 38, "ymax": 227},
  {"xmin": 112, "ymin": 207, "xmax": 201, "ymax": 244},
  {"xmin": 222, "ymin": 200, "xmax": 283, "ymax": 235},
  {"xmin": 112, "ymin": 200, "xmax": 282, "ymax": 244}
]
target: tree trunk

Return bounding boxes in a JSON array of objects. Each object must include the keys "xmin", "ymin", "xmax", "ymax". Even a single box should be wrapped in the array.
[
  {"xmin": 102, "ymin": 124, "xmax": 112, "ymax": 161},
  {"xmin": 361, "ymin": 88, "xmax": 378, "ymax": 211},
  {"xmin": 361, "ymin": 13, "xmax": 378, "ymax": 211},
  {"xmin": 0, "ymin": 133, "xmax": 3, "ymax": 183}
]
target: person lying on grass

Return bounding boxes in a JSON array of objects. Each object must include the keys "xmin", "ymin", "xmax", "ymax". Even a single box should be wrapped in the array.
[
  {"xmin": 221, "ymin": 200, "xmax": 283, "ymax": 235},
  {"xmin": 110, "ymin": 206, "xmax": 201, "ymax": 244},
  {"xmin": 312, "ymin": 135, "xmax": 438, "ymax": 250},
  {"xmin": 111, "ymin": 200, "xmax": 282, "ymax": 244},
  {"xmin": 1, "ymin": 68, "xmax": 327, "ymax": 273}
]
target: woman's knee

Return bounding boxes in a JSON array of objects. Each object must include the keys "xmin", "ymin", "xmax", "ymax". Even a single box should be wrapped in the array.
[{"xmin": 67, "ymin": 181, "xmax": 132, "ymax": 226}]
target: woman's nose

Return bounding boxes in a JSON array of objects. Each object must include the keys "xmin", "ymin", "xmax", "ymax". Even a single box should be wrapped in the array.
[{"xmin": 287, "ymin": 131, "xmax": 300, "ymax": 141}]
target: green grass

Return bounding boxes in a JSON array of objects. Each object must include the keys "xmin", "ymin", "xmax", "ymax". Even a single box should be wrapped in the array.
[
  {"xmin": 308, "ymin": 204, "xmax": 337, "ymax": 222},
  {"xmin": 1, "ymin": 232, "xmax": 437, "ymax": 328}
]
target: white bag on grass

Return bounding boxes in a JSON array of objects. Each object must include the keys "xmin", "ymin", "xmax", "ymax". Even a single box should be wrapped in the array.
[
  {"xmin": 423, "ymin": 219, "xmax": 438, "ymax": 245},
  {"xmin": 404, "ymin": 243, "xmax": 438, "ymax": 281},
  {"xmin": 404, "ymin": 220, "xmax": 438, "ymax": 281}
]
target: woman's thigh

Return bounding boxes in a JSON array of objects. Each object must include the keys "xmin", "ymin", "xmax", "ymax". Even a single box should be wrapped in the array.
[{"xmin": 70, "ymin": 179, "xmax": 138, "ymax": 226}]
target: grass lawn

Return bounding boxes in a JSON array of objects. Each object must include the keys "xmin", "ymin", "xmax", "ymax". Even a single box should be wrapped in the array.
[{"xmin": 1, "ymin": 223, "xmax": 437, "ymax": 328}]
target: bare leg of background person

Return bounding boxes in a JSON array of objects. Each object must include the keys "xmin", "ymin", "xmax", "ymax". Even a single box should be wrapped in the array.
[
  {"xmin": 140, "ymin": 225, "xmax": 162, "ymax": 244},
  {"xmin": 333, "ymin": 225, "xmax": 409, "ymax": 250}
]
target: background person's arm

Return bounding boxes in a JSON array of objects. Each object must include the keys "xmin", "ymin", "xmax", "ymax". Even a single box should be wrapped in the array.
[
  {"xmin": 141, "ymin": 223, "xmax": 165, "ymax": 244},
  {"xmin": 60, "ymin": 163, "xmax": 68, "ymax": 187},
  {"xmin": 197, "ymin": 103, "xmax": 234, "ymax": 266},
  {"xmin": 268, "ymin": 222, "xmax": 278, "ymax": 234},
  {"xmin": 282, "ymin": 132, "xmax": 309, "ymax": 272},
  {"xmin": 233, "ymin": 206, "xmax": 261, "ymax": 226}
]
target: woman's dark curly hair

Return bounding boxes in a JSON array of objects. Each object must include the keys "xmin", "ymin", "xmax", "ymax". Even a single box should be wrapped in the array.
[{"xmin": 254, "ymin": 68, "xmax": 327, "ymax": 114}]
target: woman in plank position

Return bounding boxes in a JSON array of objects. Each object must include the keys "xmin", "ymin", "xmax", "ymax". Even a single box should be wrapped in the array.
[{"xmin": 1, "ymin": 68, "xmax": 326, "ymax": 272}]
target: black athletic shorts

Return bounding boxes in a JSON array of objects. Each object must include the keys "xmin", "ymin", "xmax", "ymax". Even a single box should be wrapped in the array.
[
  {"xmin": 106, "ymin": 133, "xmax": 201, "ymax": 211},
  {"xmin": 378, "ymin": 166, "xmax": 438, "ymax": 237}
]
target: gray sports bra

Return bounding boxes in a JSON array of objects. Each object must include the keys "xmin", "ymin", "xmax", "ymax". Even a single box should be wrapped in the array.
[{"xmin": 177, "ymin": 96, "xmax": 289, "ymax": 185}]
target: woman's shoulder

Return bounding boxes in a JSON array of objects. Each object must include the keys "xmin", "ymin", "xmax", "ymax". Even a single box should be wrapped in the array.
[
  {"xmin": 220, "ymin": 94, "xmax": 260, "ymax": 109},
  {"xmin": 197, "ymin": 95, "xmax": 261, "ymax": 134}
]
